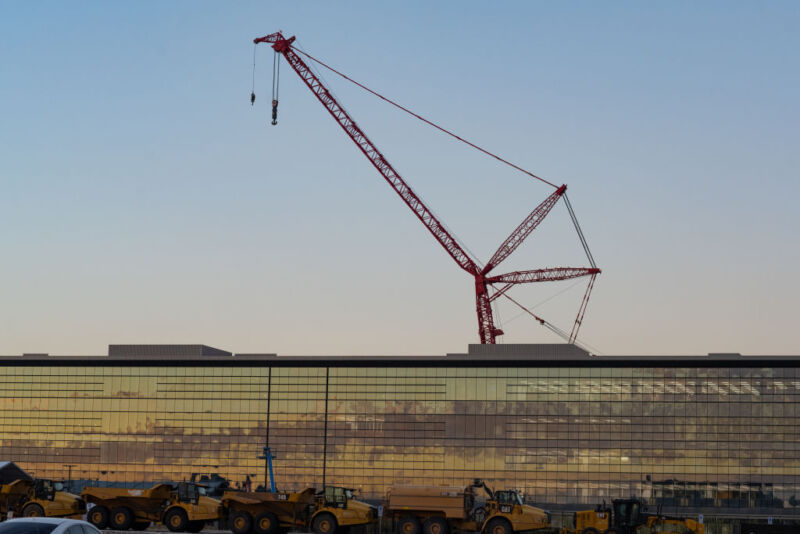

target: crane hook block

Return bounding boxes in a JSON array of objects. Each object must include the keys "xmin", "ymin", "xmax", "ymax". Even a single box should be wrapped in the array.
[
  {"xmin": 271, "ymin": 99, "xmax": 278, "ymax": 125},
  {"xmin": 250, "ymin": 92, "xmax": 256, "ymax": 105}
]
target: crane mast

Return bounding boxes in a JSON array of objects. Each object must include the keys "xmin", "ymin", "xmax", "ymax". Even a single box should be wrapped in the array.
[{"xmin": 254, "ymin": 31, "xmax": 599, "ymax": 344}]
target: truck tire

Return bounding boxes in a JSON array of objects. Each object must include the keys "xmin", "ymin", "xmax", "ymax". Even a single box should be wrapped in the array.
[
  {"xmin": 110, "ymin": 506, "xmax": 135, "ymax": 530},
  {"xmin": 582, "ymin": 529, "xmax": 599, "ymax": 534},
  {"xmin": 88, "ymin": 506, "xmax": 110, "ymax": 529},
  {"xmin": 230, "ymin": 511, "xmax": 254, "ymax": 534},
  {"xmin": 132, "ymin": 521, "xmax": 152, "ymax": 531},
  {"xmin": 187, "ymin": 520, "xmax": 206, "ymax": 533},
  {"xmin": 164, "ymin": 507, "xmax": 190, "ymax": 532},
  {"xmin": 398, "ymin": 516, "xmax": 421, "ymax": 534},
  {"xmin": 423, "ymin": 517, "xmax": 449, "ymax": 534},
  {"xmin": 22, "ymin": 504, "xmax": 45, "ymax": 517},
  {"xmin": 485, "ymin": 518, "xmax": 512, "ymax": 534},
  {"xmin": 254, "ymin": 511, "xmax": 280, "ymax": 534},
  {"xmin": 312, "ymin": 512, "xmax": 338, "ymax": 534}
]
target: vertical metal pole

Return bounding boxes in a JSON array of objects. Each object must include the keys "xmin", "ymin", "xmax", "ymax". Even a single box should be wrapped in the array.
[
  {"xmin": 322, "ymin": 367, "xmax": 330, "ymax": 488},
  {"xmin": 266, "ymin": 367, "xmax": 272, "ymax": 491},
  {"xmin": 267, "ymin": 450, "xmax": 276, "ymax": 493},
  {"xmin": 64, "ymin": 465, "xmax": 74, "ymax": 493}
]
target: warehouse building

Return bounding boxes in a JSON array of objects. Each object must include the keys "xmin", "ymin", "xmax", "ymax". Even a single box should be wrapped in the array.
[{"xmin": 1, "ymin": 343, "xmax": 798, "ymax": 525}]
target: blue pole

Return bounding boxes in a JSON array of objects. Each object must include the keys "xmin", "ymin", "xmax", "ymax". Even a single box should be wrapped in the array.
[{"xmin": 267, "ymin": 446, "xmax": 276, "ymax": 493}]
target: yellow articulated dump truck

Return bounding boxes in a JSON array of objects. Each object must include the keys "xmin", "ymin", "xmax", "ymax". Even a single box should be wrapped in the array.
[
  {"xmin": 564, "ymin": 499, "xmax": 703, "ymax": 534},
  {"xmin": 0, "ymin": 479, "xmax": 85, "ymax": 519},
  {"xmin": 222, "ymin": 487, "xmax": 317, "ymax": 534},
  {"xmin": 387, "ymin": 480, "xmax": 550, "ymax": 534},
  {"xmin": 222, "ymin": 486, "xmax": 375, "ymax": 534},
  {"xmin": 82, "ymin": 481, "xmax": 221, "ymax": 532},
  {"xmin": 308, "ymin": 486, "xmax": 376, "ymax": 534}
]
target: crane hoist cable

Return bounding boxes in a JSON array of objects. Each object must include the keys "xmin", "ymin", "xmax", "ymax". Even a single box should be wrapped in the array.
[
  {"xmin": 250, "ymin": 43, "xmax": 257, "ymax": 105},
  {"xmin": 251, "ymin": 44, "xmax": 282, "ymax": 124},
  {"xmin": 271, "ymin": 50, "xmax": 280, "ymax": 125}
]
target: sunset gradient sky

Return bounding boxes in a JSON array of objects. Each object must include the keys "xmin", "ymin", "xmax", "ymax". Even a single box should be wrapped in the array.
[{"xmin": 1, "ymin": 1, "xmax": 798, "ymax": 355}]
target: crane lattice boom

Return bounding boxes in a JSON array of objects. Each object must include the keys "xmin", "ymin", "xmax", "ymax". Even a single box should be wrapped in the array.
[{"xmin": 254, "ymin": 31, "xmax": 600, "ymax": 344}]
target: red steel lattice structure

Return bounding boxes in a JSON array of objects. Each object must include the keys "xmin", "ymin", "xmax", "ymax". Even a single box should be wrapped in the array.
[{"xmin": 254, "ymin": 31, "xmax": 600, "ymax": 344}]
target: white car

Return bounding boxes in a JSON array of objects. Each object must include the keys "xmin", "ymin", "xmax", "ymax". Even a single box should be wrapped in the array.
[{"xmin": 0, "ymin": 517, "xmax": 102, "ymax": 534}]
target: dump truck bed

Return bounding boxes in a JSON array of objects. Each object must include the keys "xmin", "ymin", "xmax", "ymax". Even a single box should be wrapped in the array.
[
  {"xmin": 388, "ymin": 486, "xmax": 469, "ymax": 520},
  {"xmin": 222, "ymin": 488, "xmax": 316, "ymax": 506},
  {"xmin": 0, "ymin": 479, "xmax": 32, "ymax": 497},
  {"xmin": 222, "ymin": 488, "xmax": 316, "ymax": 525},
  {"xmin": 82, "ymin": 483, "xmax": 173, "ymax": 506},
  {"xmin": 0, "ymin": 480, "xmax": 33, "ymax": 512}
]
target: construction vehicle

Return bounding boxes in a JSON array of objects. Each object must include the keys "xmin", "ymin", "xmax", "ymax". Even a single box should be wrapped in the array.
[
  {"xmin": 565, "ymin": 499, "xmax": 703, "ymax": 534},
  {"xmin": 223, "ymin": 486, "xmax": 375, "ymax": 534},
  {"xmin": 0, "ymin": 479, "xmax": 84, "ymax": 520},
  {"xmin": 308, "ymin": 486, "xmax": 376, "ymax": 534},
  {"xmin": 81, "ymin": 481, "xmax": 221, "ymax": 532},
  {"xmin": 222, "ymin": 487, "xmax": 316, "ymax": 534},
  {"xmin": 225, "ymin": 444, "xmax": 374, "ymax": 534},
  {"xmin": 252, "ymin": 30, "xmax": 600, "ymax": 347},
  {"xmin": 567, "ymin": 503, "xmax": 611, "ymax": 534},
  {"xmin": 386, "ymin": 479, "xmax": 550, "ymax": 534},
  {"xmin": 644, "ymin": 515, "xmax": 704, "ymax": 534}
]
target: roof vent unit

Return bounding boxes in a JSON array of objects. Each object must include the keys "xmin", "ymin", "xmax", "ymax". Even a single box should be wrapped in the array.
[
  {"xmin": 467, "ymin": 343, "xmax": 590, "ymax": 359},
  {"xmin": 708, "ymin": 352, "xmax": 742, "ymax": 359},
  {"xmin": 108, "ymin": 344, "xmax": 232, "ymax": 357}
]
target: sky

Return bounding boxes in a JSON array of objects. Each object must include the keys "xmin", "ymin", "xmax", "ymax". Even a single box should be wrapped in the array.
[{"xmin": 1, "ymin": 1, "xmax": 798, "ymax": 356}]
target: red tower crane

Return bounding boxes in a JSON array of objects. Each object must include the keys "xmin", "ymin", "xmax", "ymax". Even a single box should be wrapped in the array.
[{"xmin": 253, "ymin": 31, "xmax": 600, "ymax": 345}]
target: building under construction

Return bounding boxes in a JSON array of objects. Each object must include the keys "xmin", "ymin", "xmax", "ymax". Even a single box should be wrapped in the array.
[{"xmin": 1, "ymin": 343, "xmax": 798, "ymax": 530}]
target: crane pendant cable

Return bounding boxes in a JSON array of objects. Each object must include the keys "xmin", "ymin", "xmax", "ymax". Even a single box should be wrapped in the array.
[{"xmin": 289, "ymin": 46, "xmax": 559, "ymax": 189}]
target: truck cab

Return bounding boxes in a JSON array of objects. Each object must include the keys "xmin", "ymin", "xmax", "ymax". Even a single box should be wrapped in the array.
[
  {"xmin": 319, "ymin": 486, "xmax": 350, "ymax": 509},
  {"xmin": 164, "ymin": 482, "xmax": 221, "ymax": 532},
  {"xmin": 311, "ymin": 486, "xmax": 375, "ymax": 534},
  {"xmin": 484, "ymin": 489, "xmax": 549, "ymax": 534},
  {"xmin": 609, "ymin": 499, "xmax": 645, "ymax": 534},
  {"xmin": 176, "ymin": 482, "xmax": 201, "ymax": 504},
  {"xmin": 491, "ymin": 491, "xmax": 522, "ymax": 514},
  {"xmin": 31, "ymin": 480, "xmax": 56, "ymax": 502}
]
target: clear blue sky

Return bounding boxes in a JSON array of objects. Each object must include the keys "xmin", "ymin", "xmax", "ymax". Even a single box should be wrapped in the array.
[{"xmin": 1, "ymin": 1, "xmax": 798, "ymax": 355}]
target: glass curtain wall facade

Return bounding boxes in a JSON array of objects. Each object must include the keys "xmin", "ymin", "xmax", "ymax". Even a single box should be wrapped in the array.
[{"xmin": 0, "ymin": 359, "xmax": 798, "ymax": 517}]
